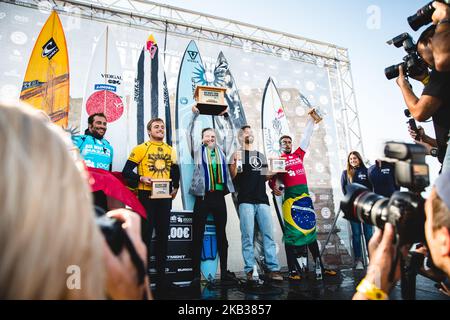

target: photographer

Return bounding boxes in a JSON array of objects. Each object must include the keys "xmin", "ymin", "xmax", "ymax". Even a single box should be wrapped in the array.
[
  {"xmin": 353, "ymin": 172, "xmax": 450, "ymax": 300},
  {"xmin": 396, "ymin": 25, "xmax": 450, "ymax": 173},
  {"xmin": 0, "ymin": 102, "xmax": 150, "ymax": 299},
  {"xmin": 431, "ymin": 1, "xmax": 450, "ymax": 72}
]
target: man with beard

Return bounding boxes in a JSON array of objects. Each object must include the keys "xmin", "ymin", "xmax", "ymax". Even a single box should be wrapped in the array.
[
  {"xmin": 270, "ymin": 118, "xmax": 336, "ymax": 280},
  {"xmin": 230, "ymin": 125, "xmax": 283, "ymax": 282},
  {"xmin": 72, "ymin": 112, "xmax": 113, "ymax": 210}
]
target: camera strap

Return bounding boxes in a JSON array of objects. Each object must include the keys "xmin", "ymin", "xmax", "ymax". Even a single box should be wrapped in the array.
[{"xmin": 122, "ymin": 232, "xmax": 146, "ymax": 286}]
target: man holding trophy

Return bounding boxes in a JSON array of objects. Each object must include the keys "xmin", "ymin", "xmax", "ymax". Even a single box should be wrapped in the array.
[{"xmin": 270, "ymin": 108, "xmax": 336, "ymax": 280}]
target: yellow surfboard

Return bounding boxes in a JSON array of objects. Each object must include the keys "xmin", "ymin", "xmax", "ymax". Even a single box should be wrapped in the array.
[{"xmin": 20, "ymin": 10, "xmax": 69, "ymax": 127}]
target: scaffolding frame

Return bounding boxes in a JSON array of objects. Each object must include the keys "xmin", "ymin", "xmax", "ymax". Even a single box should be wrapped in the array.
[{"xmin": 5, "ymin": 0, "xmax": 364, "ymax": 155}]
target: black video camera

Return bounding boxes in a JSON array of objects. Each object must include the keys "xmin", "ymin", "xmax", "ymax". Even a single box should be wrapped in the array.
[
  {"xmin": 408, "ymin": 0, "xmax": 450, "ymax": 31},
  {"xmin": 340, "ymin": 142, "xmax": 429, "ymax": 246},
  {"xmin": 384, "ymin": 33, "xmax": 428, "ymax": 80}
]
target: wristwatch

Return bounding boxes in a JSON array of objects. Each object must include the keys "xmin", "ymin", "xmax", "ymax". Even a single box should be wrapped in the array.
[
  {"xmin": 438, "ymin": 18, "xmax": 450, "ymax": 26},
  {"xmin": 430, "ymin": 147, "xmax": 439, "ymax": 158}
]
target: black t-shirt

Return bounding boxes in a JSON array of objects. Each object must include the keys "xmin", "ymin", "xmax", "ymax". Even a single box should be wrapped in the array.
[
  {"xmin": 233, "ymin": 150, "xmax": 270, "ymax": 205},
  {"xmin": 422, "ymin": 69, "xmax": 450, "ymax": 163}
]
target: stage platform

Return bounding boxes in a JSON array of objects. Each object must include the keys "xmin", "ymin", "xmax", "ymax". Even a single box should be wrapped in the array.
[{"xmin": 158, "ymin": 269, "xmax": 449, "ymax": 300}]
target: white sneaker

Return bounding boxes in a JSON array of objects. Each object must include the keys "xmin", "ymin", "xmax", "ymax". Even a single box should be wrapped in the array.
[{"xmin": 355, "ymin": 261, "xmax": 364, "ymax": 270}]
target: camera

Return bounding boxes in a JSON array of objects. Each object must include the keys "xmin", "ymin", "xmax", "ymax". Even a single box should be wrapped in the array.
[
  {"xmin": 384, "ymin": 33, "xmax": 428, "ymax": 80},
  {"xmin": 95, "ymin": 206, "xmax": 146, "ymax": 285},
  {"xmin": 404, "ymin": 109, "xmax": 421, "ymax": 141},
  {"xmin": 340, "ymin": 142, "xmax": 429, "ymax": 246},
  {"xmin": 408, "ymin": 0, "xmax": 450, "ymax": 31}
]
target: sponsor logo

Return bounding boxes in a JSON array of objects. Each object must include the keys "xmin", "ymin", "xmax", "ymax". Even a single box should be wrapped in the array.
[
  {"xmin": 0, "ymin": 12, "xmax": 6, "ymax": 19},
  {"xmin": 41, "ymin": 38, "xmax": 59, "ymax": 60},
  {"xmin": 10, "ymin": 31, "xmax": 27, "ymax": 45},
  {"xmin": 108, "ymin": 79, "xmax": 121, "ymax": 85},
  {"xmin": 22, "ymin": 80, "xmax": 44, "ymax": 91},
  {"xmin": 177, "ymin": 268, "xmax": 192, "ymax": 272},
  {"xmin": 101, "ymin": 73, "xmax": 122, "ymax": 81},
  {"xmin": 14, "ymin": 15, "xmax": 29, "ymax": 23},
  {"xmin": 187, "ymin": 50, "xmax": 198, "ymax": 60},
  {"xmin": 250, "ymin": 156, "xmax": 262, "ymax": 170},
  {"xmin": 167, "ymin": 255, "xmax": 187, "ymax": 260},
  {"xmin": 180, "ymin": 97, "xmax": 188, "ymax": 105},
  {"xmin": 94, "ymin": 84, "xmax": 116, "ymax": 92}
]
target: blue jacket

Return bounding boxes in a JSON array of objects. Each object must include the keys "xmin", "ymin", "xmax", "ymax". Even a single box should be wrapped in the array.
[
  {"xmin": 368, "ymin": 161, "xmax": 399, "ymax": 197},
  {"xmin": 341, "ymin": 166, "xmax": 372, "ymax": 195},
  {"xmin": 72, "ymin": 132, "xmax": 113, "ymax": 171}
]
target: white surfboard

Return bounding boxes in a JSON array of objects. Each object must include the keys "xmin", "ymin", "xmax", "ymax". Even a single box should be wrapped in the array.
[{"xmin": 81, "ymin": 27, "xmax": 126, "ymax": 171}]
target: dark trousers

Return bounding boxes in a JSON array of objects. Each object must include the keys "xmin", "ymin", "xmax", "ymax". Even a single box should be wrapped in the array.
[
  {"xmin": 138, "ymin": 190, "xmax": 172, "ymax": 291},
  {"xmin": 192, "ymin": 191, "xmax": 228, "ymax": 278},
  {"xmin": 285, "ymin": 240, "xmax": 323, "ymax": 272}
]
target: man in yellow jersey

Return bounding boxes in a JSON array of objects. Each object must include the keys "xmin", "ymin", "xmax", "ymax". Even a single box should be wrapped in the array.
[{"xmin": 122, "ymin": 118, "xmax": 179, "ymax": 299}]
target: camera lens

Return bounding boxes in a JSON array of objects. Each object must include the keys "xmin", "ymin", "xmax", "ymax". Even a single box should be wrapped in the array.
[
  {"xmin": 407, "ymin": 2, "xmax": 435, "ymax": 31},
  {"xmin": 385, "ymin": 64, "xmax": 400, "ymax": 80},
  {"xmin": 353, "ymin": 192, "xmax": 389, "ymax": 227}
]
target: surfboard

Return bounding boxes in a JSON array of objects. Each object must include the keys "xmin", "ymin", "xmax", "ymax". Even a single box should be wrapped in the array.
[
  {"xmin": 20, "ymin": 10, "xmax": 69, "ymax": 127},
  {"xmin": 130, "ymin": 34, "xmax": 172, "ymax": 149},
  {"xmin": 200, "ymin": 215, "xmax": 220, "ymax": 282},
  {"xmin": 176, "ymin": 41, "xmax": 218, "ymax": 281},
  {"xmin": 214, "ymin": 51, "xmax": 247, "ymax": 130},
  {"xmin": 80, "ymin": 27, "xmax": 126, "ymax": 171}
]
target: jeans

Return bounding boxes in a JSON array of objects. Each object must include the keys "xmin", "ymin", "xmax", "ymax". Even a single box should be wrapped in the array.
[
  {"xmin": 350, "ymin": 221, "xmax": 373, "ymax": 260},
  {"xmin": 443, "ymin": 136, "xmax": 450, "ymax": 174},
  {"xmin": 239, "ymin": 203, "xmax": 280, "ymax": 274}
]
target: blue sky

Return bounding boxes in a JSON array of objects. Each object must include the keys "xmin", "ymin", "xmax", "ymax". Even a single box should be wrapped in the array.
[{"xmin": 154, "ymin": 0, "xmax": 440, "ymax": 180}]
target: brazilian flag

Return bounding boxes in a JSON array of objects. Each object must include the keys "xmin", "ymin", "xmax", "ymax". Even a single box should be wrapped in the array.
[{"xmin": 282, "ymin": 185, "xmax": 317, "ymax": 246}]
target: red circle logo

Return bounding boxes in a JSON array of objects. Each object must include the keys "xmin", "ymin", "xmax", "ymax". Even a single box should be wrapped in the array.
[{"xmin": 86, "ymin": 90, "xmax": 124, "ymax": 123}]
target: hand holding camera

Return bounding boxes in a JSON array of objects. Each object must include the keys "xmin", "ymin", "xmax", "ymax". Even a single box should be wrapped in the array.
[
  {"xmin": 97, "ymin": 208, "xmax": 151, "ymax": 300},
  {"xmin": 432, "ymin": 1, "xmax": 450, "ymax": 24}
]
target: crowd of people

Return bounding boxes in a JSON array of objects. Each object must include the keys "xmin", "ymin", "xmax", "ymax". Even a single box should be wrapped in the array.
[{"xmin": 1, "ymin": 1, "xmax": 449, "ymax": 301}]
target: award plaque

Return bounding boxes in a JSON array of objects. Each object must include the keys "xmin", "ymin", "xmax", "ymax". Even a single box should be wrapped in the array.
[
  {"xmin": 308, "ymin": 108, "xmax": 323, "ymax": 124},
  {"xmin": 269, "ymin": 158, "xmax": 287, "ymax": 173},
  {"xmin": 150, "ymin": 179, "xmax": 172, "ymax": 199},
  {"xmin": 194, "ymin": 85, "xmax": 228, "ymax": 115}
]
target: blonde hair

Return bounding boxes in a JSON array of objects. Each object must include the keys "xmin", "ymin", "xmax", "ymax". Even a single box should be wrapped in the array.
[{"xmin": 0, "ymin": 102, "xmax": 105, "ymax": 299}]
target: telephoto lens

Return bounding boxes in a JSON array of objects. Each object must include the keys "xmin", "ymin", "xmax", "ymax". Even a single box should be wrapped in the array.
[
  {"xmin": 408, "ymin": 0, "xmax": 450, "ymax": 31},
  {"xmin": 340, "ymin": 184, "xmax": 426, "ymax": 245}
]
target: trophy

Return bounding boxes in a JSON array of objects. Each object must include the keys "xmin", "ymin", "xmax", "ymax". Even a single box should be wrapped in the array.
[
  {"xmin": 194, "ymin": 85, "xmax": 228, "ymax": 116},
  {"xmin": 269, "ymin": 158, "xmax": 287, "ymax": 173},
  {"xmin": 149, "ymin": 179, "xmax": 172, "ymax": 199},
  {"xmin": 308, "ymin": 108, "xmax": 323, "ymax": 124}
]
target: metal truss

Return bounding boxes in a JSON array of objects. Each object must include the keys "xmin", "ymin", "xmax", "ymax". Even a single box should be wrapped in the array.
[{"xmin": 5, "ymin": 0, "xmax": 365, "ymax": 155}]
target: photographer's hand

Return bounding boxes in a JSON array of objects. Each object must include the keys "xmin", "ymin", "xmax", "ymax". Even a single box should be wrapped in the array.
[
  {"xmin": 432, "ymin": 1, "xmax": 450, "ymax": 24},
  {"xmin": 396, "ymin": 65, "xmax": 411, "ymax": 89},
  {"xmin": 353, "ymin": 224, "xmax": 401, "ymax": 300},
  {"xmin": 104, "ymin": 209, "xmax": 152, "ymax": 300}
]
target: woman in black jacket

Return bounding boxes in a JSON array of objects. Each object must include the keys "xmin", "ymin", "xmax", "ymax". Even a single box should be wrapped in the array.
[{"xmin": 341, "ymin": 151, "xmax": 374, "ymax": 270}]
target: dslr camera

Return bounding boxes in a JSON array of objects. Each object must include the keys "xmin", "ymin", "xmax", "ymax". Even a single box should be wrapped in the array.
[
  {"xmin": 340, "ymin": 142, "xmax": 429, "ymax": 246},
  {"xmin": 408, "ymin": 0, "xmax": 450, "ymax": 31},
  {"xmin": 384, "ymin": 33, "xmax": 428, "ymax": 80}
]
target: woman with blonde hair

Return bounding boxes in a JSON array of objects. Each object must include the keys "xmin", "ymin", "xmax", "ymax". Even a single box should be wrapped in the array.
[
  {"xmin": 340, "ymin": 151, "xmax": 374, "ymax": 270},
  {"xmin": 0, "ymin": 102, "xmax": 150, "ymax": 299}
]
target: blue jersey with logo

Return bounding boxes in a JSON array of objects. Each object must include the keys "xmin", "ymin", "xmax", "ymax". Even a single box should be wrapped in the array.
[{"xmin": 72, "ymin": 134, "xmax": 113, "ymax": 171}]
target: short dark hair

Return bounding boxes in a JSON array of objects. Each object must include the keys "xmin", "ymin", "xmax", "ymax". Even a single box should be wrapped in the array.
[
  {"xmin": 432, "ymin": 192, "xmax": 450, "ymax": 231},
  {"xmin": 238, "ymin": 125, "xmax": 251, "ymax": 141},
  {"xmin": 279, "ymin": 135, "xmax": 292, "ymax": 145},
  {"xmin": 202, "ymin": 127, "xmax": 214, "ymax": 138},
  {"xmin": 88, "ymin": 113, "xmax": 107, "ymax": 125},
  {"xmin": 147, "ymin": 118, "xmax": 164, "ymax": 130},
  {"xmin": 418, "ymin": 25, "xmax": 436, "ymax": 45}
]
